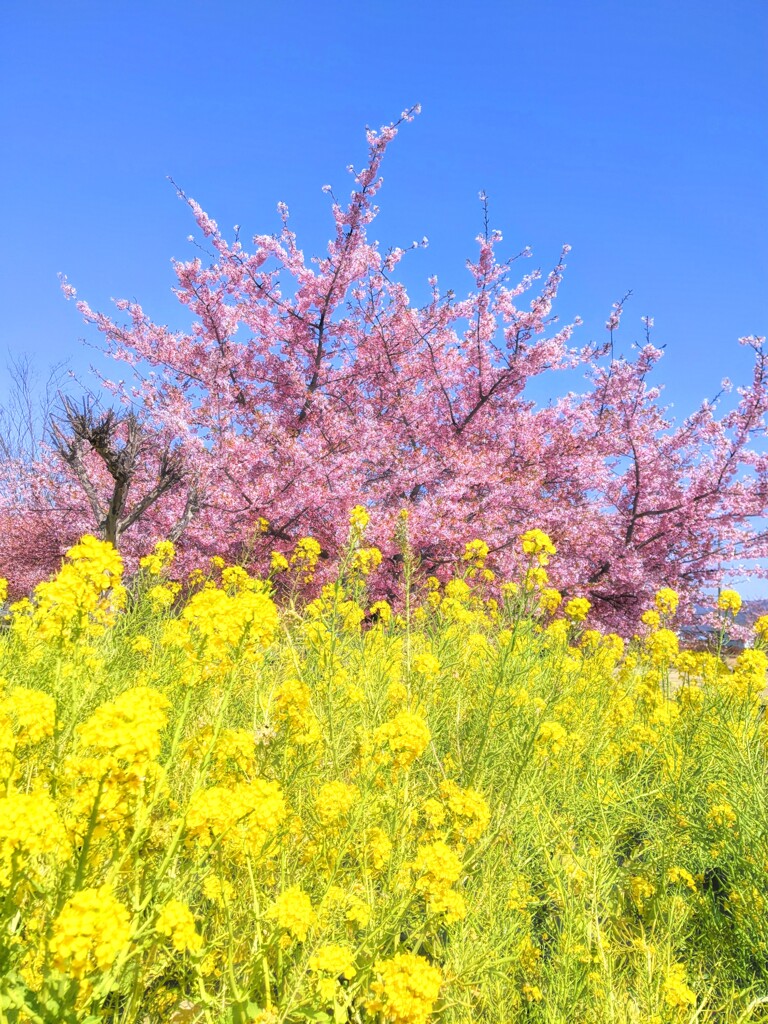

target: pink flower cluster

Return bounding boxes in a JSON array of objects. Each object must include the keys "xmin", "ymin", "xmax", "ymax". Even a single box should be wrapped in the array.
[{"xmin": 2, "ymin": 110, "xmax": 766, "ymax": 631}]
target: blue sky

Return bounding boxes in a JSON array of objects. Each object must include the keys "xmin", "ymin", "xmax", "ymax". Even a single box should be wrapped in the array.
[
  {"xmin": 1, "ymin": 1, "xmax": 765, "ymax": 400},
  {"xmin": 1, "ymin": 1, "xmax": 766, "ymax": 592}
]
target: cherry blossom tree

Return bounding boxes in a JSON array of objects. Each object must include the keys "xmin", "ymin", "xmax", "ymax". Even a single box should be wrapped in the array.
[
  {"xmin": 0, "ymin": 389, "xmax": 200, "ymax": 598},
  {"xmin": 2, "ymin": 108, "xmax": 766, "ymax": 628}
]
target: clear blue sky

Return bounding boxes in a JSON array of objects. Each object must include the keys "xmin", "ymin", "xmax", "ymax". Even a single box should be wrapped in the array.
[{"xmin": 1, "ymin": 0, "xmax": 765, "ymax": 401}]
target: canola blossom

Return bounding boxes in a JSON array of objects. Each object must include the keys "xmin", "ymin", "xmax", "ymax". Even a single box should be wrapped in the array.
[{"xmin": 0, "ymin": 532, "xmax": 766, "ymax": 1023}]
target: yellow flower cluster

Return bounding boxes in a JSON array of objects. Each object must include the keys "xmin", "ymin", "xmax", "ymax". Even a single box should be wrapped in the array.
[
  {"xmin": 524, "ymin": 566, "xmax": 548, "ymax": 591},
  {"xmin": 50, "ymin": 886, "xmax": 131, "ymax": 978},
  {"xmin": 349, "ymin": 504, "xmax": 370, "ymax": 530},
  {"xmin": 291, "ymin": 536, "xmax": 322, "ymax": 582},
  {"xmin": 564, "ymin": 597, "xmax": 591, "ymax": 622},
  {"xmin": 306, "ymin": 584, "xmax": 366, "ymax": 633},
  {"xmin": 368, "ymin": 952, "xmax": 442, "ymax": 1024},
  {"xmin": 730, "ymin": 648, "xmax": 768, "ymax": 700},
  {"xmin": 641, "ymin": 608, "xmax": 661, "ymax": 630},
  {"xmin": 520, "ymin": 529, "xmax": 556, "ymax": 564},
  {"xmin": 370, "ymin": 599, "xmax": 393, "ymax": 624},
  {"xmin": 139, "ymin": 539, "xmax": 176, "ymax": 575},
  {"xmin": 202, "ymin": 874, "xmax": 235, "ymax": 905},
  {"xmin": 351, "ymin": 545, "xmax": 383, "ymax": 576},
  {"xmin": 707, "ymin": 802, "xmax": 737, "ymax": 830},
  {"xmin": 21, "ymin": 535, "xmax": 125, "ymax": 642},
  {"xmin": 645, "ymin": 627, "xmax": 679, "ymax": 665},
  {"xmin": 155, "ymin": 899, "xmax": 203, "ymax": 953},
  {"xmin": 663, "ymin": 962, "xmax": 697, "ymax": 1009},
  {"xmin": 463, "ymin": 538, "xmax": 490, "ymax": 568},
  {"xmin": 273, "ymin": 676, "xmax": 321, "ymax": 745},
  {"xmin": 309, "ymin": 942, "xmax": 357, "ymax": 1001},
  {"xmin": 315, "ymin": 779, "xmax": 359, "ymax": 827},
  {"xmin": 185, "ymin": 778, "xmax": 287, "ymax": 853},
  {"xmin": 364, "ymin": 826, "xmax": 393, "ymax": 873},
  {"xmin": 536, "ymin": 720, "xmax": 568, "ymax": 755},
  {"xmin": 0, "ymin": 531, "xmax": 764, "ymax": 1022},
  {"xmin": 181, "ymin": 581, "xmax": 279, "ymax": 665},
  {"xmin": 655, "ymin": 587, "xmax": 679, "ymax": 616},
  {"xmin": 270, "ymin": 549, "xmax": 290, "ymax": 572},
  {"xmin": 374, "ymin": 710, "xmax": 431, "ymax": 770},
  {"xmin": 147, "ymin": 582, "xmax": 177, "ymax": 611},
  {"xmin": 412, "ymin": 651, "xmax": 440, "ymax": 679},
  {"xmin": 439, "ymin": 779, "xmax": 490, "ymax": 842},
  {"xmin": 412, "ymin": 838, "xmax": 466, "ymax": 922},
  {"xmin": 193, "ymin": 726, "xmax": 257, "ymax": 775},
  {"xmin": 270, "ymin": 885, "xmax": 316, "ymax": 942},
  {"xmin": 539, "ymin": 587, "xmax": 562, "ymax": 614},
  {"xmin": 1, "ymin": 686, "xmax": 56, "ymax": 748},
  {"xmin": 0, "ymin": 789, "xmax": 68, "ymax": 884},
  {"xmin": 77, "ymin": 685, "xmax": 170, "ymax": 766},
  {"xmin": 668, "ymin": 866, "xmax": 697, "ymax": 891},
  {"xmin": 717, "ymin": 589, "xmax": 742, "ymax": 615}
]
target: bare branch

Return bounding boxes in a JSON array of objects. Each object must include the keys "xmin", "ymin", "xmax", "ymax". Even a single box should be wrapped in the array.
[{"xmin": 49, "ymin": 396, "xmax": 197, "ymax": 548}]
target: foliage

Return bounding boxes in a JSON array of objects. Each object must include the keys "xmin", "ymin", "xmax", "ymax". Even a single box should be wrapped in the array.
[{"xmin": 1, "ymin": 522, "xmax": 767, "ymax": 1023}]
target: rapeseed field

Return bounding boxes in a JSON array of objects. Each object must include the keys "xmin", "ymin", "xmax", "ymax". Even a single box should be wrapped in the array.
[{"xmin": 1, "ymin": 511, "xmax": 767, "ymax": 1024}]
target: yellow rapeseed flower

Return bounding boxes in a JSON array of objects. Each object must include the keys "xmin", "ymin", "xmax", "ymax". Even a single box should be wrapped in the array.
[
  {"xmin": 363, "ymin": 827, "xmax": 393, "ymax": 873},
  {"xmin": 520, "ymin": 529, "xmax": 556, "ymax": 562},
  {"xmin": 412, "ymin": 652, "xmax": 440, "ymax": 679},
  {"xmin": 369, "ymin": 599, "xmax": 393, "ymax": 624},
  {"xmin": 641, "ymin": 609, "xmax": 661, "ymax": 630},
  {"xmin": 185, "ymin": 779, "xmax": 286, "ymax": 851},
  {"xmin": 202, "ymin": 875, "xmax": 235, "ymax": 905},
  {"xmin": 309, "ymin": 943, "xmax": 357, "ymax": 980},
  {"xmin": 270, "ymin": 886, "xmax": 316, "ymax": 942},
  {"xmin": 564, "ymin": 597, "xmax": 591, "ymax": 622},
  {"xmin": 717, "ymin": 589, "xmax": 742, "ymax": 615},
  {"xmin": 439, "ymin": 779, "xmax": 490, "ymax": 842},
  {"xmin": 0, "ymin": 789, "xmax": 68, "ymax": 884},
  {"xmin": 155, "ymin": 899, "xmax": 203, "ymax": 954},
  {"xmin": 662, "ymin": 963, "xmax": 696, "ymax": 1009},
  {"xmin": 1, "ymin": 687, "xmax": 56, "ymax": 747},
  {"xmin": 539, "ymin": 588, "xmax": 562, "ymax": 614},
  {"xmin": 645, "ymin": 628, "xmax": 679, "ymax": 665},
  {"xmin": 463, "ymin": 539, "xmax": 489, "ymax": 568},
  {"xmin": 351, "ymin": 546, "xmax": 383, "ymax": 576},
  {"xmin": 291, "ymin": 537, "xmax": 322, "ymax": 582},
  {"xmin": 315, "ymin": 780, "xmax": 359, "ymax": 827},
  {"xmin": 270, "ymin": 550, "xmax": 289, "ymax": 572},
  {"xmin": 349, "ymin": 505, "xmax": 370, "ymax": 530},
  {"xmin": 375, "ymin": 710, "xmax": 431, "ymax": 770},
  {"xmin": 655, "ymin": 587, "xmax": 679, "ymax": 616},
  {"xmin": 139, "ymin": 539, "xmax": 176, "ymax": 575},
  {"xmin": 77, "ymin": 686, "xmax": 170, "ymax": 766},
  {"xmin": 367, "ymin": 952, "xmax": 442, "ymax": 1024},
  {"xmin": 50, "ymin": 886, "xmax": 131, "ymax": 978},
  {"xmin": 536, "ymin": 721, "xmax": 567, "ymax": 755}
]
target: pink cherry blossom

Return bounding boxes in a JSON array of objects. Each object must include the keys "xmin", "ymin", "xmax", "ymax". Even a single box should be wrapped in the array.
[{"xmin": 2, "ymin": 112, "xmax": 766, "ymax": 633}]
